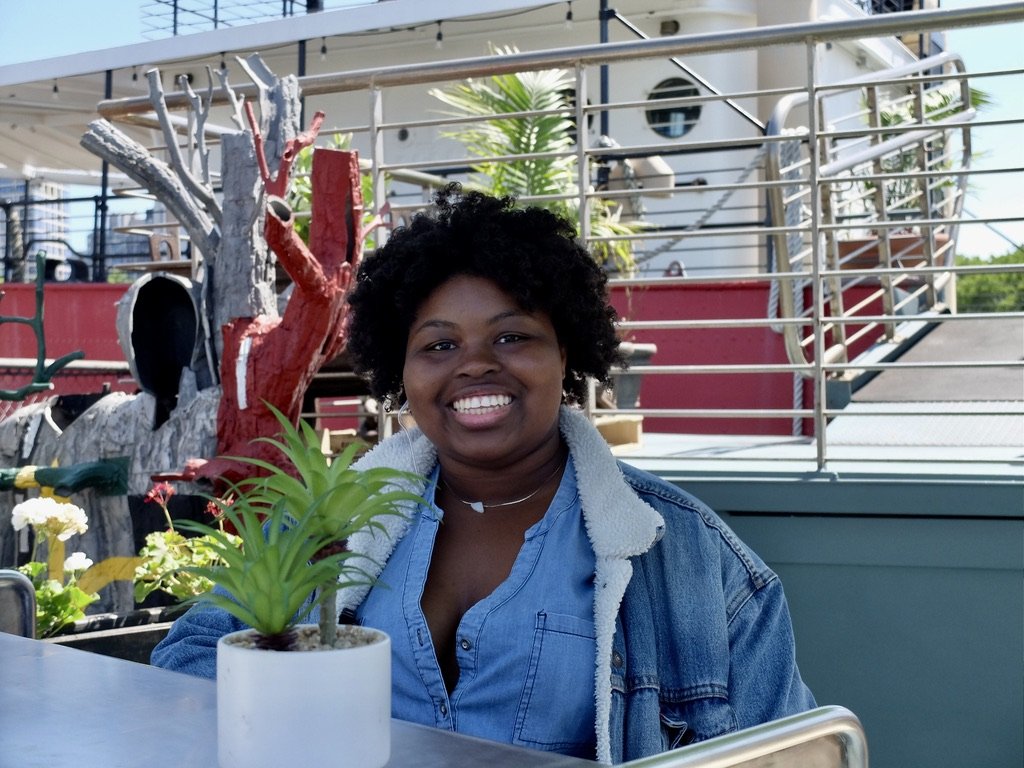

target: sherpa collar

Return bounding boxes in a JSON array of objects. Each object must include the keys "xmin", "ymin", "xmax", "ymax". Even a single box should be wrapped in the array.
[{"xmin": 336, "ymin": 405, "xmax": 664, "ymax": 764}]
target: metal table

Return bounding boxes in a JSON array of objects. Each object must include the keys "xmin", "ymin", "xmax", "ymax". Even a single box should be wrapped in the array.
[{"xmin": 0, "ymin": 632, "xmax": 592, "ymax": 768}]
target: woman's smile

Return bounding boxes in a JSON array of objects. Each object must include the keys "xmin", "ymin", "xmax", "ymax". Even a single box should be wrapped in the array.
[
  {"xmin": 449, "ymin": 392, "xmax": 515, "ymax": 429},
  {"xmin": 451, "ymin": 392, "xmax": 513, "ymax": 414}
]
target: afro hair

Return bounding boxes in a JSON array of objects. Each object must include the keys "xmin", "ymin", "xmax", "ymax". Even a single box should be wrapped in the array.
[{"xmin": 345, "ymin": 184, "xmax": 623, "ymax": 405}]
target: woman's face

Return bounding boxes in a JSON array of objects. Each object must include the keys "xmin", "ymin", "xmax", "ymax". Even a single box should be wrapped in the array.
[{"xmin": 403, "ymin": 274, "xmax": 566, "ymax": 470}]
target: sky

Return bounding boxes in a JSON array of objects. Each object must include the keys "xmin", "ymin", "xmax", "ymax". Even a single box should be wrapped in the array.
[{"xmin": 0, "ymin": 0, "xmax": 1020, "ymax": 256}]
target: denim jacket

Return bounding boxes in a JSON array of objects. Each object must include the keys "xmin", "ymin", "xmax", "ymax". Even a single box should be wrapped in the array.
[{"xmin": 152, "ymin": 406, "xmax": 814, "ymax": 763}]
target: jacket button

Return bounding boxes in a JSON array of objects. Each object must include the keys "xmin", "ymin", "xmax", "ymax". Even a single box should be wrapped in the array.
[
  {"xmin": 612, "ymin": 651, "xmax": 623, "ymax": 668},
  {"xmin": 459, "ymin": 637, "xmax": 472, "ymax": 651},
  {"xmin": 439, "ymin": 702, "xmax": 448, "ymax": 717}
]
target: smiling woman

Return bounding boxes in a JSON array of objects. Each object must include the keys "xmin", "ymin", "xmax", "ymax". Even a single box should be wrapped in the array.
[
  {"xmin": 152, "ymin": 184, "xmax": 817, "ymax": 764},
  {"xmin": 343, "ymin": 185, "xmax": 815, "ymax": 762}
]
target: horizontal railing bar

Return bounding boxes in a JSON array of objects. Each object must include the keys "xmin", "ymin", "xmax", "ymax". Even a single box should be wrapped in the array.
[
  {"xmin": 820, "ymin": 311, "xmax": 1024, "ymax": 324},
  {"xmin": 618, "ymin": 318, "xmax": 810, "ymax": 330},
  {"xmin": 620, "ymin": 364, "xmax": 814, "ymax": 375},
  {"xmin": 823, "ymin": 360, "xmax": 1023, "ymax": 371},
  {"xmin": 612, "ymin": 405, "xmax": 1023, "ymax": 420},
  {"xmin": 0, "ymin": 358, "xmax": 130, "ymax": 372},
  {"xmin": 98, "ymin": 5, "xmax": 1023, "ymax": 118},
  {"xmin": 609, "ymin": 408, "xmax": 814, "ymax": 418}
]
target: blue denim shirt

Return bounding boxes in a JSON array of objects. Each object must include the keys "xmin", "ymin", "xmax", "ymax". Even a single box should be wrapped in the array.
[
  {"xmin": 357, "ymin": 458, "xmax": 597, "ymax": 758},
  {"xmin": 152, "ymin": 407, "xmax": 814, "ymax": 763}
]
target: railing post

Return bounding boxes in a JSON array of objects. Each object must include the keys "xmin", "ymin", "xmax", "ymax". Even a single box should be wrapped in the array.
[
  {"xmin": 866, "ymin": 84, "xmax": 899, "ymax": 340},
  {"xmin": 575, "ymin": 63, "xmax": 591, "ymax": 249},
  {"xmin": 914, "ymin": 79, "xmax": 940, "ymax": 309},
  {"xmin": 807, "ymin": 38, "xmax": 828, "ymax": 470},
  {"xmin": 369, "ymin": 85, "xmax": 387, "ymax": 250}
]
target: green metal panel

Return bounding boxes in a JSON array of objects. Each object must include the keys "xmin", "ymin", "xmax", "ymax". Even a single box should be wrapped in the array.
[
  {"xmin": 644, "ymin": 460, "xmax": 1024, "ymax": 768},
  {"xmin": 719, "ymin": 512, "xmax": 1022, "ymax": 768}
]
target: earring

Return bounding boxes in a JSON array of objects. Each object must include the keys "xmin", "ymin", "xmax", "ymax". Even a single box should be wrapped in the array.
[
  {"xmin": 398, "ymin": 400, "xmax": 417, "ymax": 431},
  {"xmin": 397, "ymin": 400, "xmax": 414, "ymax": 431}
]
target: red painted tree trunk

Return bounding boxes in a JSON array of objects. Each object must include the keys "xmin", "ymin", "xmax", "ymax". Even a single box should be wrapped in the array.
[{"xmin": 196, "ymin": 148, "xmax": 362, "ymax": 483}]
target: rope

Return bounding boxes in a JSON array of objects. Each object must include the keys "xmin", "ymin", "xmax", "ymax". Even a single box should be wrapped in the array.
[
  {"xmin": 634, "ymin": 144, "xmax": 769, "ymax": 267},
  {"xmin": 765, "ymin": 130, "xmax": 810, "ymax": 435}
]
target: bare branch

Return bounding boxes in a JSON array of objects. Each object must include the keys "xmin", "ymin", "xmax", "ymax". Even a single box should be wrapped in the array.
[
  {"xmin": 182, "ymin": 68, "xmax": 213, "ymax": 188},
  {"xmin": 235, "ymin": 54, "xmax": 271, "ymax": 132},
  {"xmin": 81, "ymin": 119, "xmax": 220, "ymax": 259},
  {"xmin": 245, "ymin": 102, "xmax": 272, "ymax": 188},
  {"xmin": 145, "ymin": 69, "xmax": 221, "ymax": 221},
  {"xmin": 218, "ymin": 64, "xmax": 247, "ymax": 131}
]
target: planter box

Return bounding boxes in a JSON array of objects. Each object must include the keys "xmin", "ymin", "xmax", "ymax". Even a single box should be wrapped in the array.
[{"xmin": 44, "ymin": 604, "xmax": 186, "ymax": 664}]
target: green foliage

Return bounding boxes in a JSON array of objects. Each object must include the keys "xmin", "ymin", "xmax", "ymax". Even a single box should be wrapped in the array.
[
  {"xmin": 430, "ymin": 47, "xmax": 647, "ymax": 273},
  {"xmin": 18, "ymin": 561, "xmax": 98, "ymax": 638},
  {"xmin": 955, "ymin": 249, "xmax": 1024, "ymax": 312},
  {"xmin": 433, "ymin": 65, "xmax": 577, "ymax": 200},
  {"xmin": 134, "ymin": 528, "xmax": 240, "ymax": 603},
  {"xmin": 868, "ymin": 85, "xmax": 992, "ymax": 214},
  {"xmin": 176, "ymin": 404, "xmax": 421, "ymax": 644}
]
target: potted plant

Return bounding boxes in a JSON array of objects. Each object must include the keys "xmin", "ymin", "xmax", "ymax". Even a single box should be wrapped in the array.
[
  {"xmin": 177, "ymin": 404, "xmax": 420, "ymax": 768},
  {"xmin": 6, "ymin": 492, "xmax": 216, "ymax": 661}
]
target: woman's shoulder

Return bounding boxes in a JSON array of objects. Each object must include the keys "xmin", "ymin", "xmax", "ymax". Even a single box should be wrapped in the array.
[
  {"xmin": 617, "ymin": 461, "xmax": 776, "ymax": 589},
  {"xmin": 617, "ymin": 461, "xmax": 709, "ymax": 512}
]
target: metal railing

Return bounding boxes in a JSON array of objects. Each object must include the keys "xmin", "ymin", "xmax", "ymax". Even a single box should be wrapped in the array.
[
  {"xmin": 13, "ymin": 3, "xmax": 1023, "ymax": 470},
  {"xmin": 619, "ymin": 706, "xmax": 868, "ymax": 768}
]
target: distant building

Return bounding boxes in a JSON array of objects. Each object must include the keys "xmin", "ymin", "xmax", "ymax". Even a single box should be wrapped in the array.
[
  {"xmin": 0, "ymin": 178, "xmax": 71, "ymax": 280},
  {"xmin": 90, "ymin": 205, "xmax": 180, "ymax": 276}
]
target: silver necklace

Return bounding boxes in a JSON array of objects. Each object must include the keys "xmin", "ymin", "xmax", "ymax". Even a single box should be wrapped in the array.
[{"xmin": 441, "ymin": 459, "xmax": 565, "ymax": 514}]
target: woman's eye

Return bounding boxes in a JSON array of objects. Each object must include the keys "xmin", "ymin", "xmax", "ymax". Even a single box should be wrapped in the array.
[
  {"xmin": 426, "ymin": 340, "xmax": 456, "ymax": 352},
  {"xmin": 496, "ymin": 333, "xmax": 527, "ymax": 344}
]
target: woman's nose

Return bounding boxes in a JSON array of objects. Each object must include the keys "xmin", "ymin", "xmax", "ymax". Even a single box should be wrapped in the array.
[{"xmin": 456, "ymin": 341, "xmax": 499, "ymax": 377}]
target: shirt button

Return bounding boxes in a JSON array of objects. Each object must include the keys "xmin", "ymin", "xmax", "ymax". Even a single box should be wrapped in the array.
[
  {"xmin": 459, "ymin": 637, "xmax": 472, "ymax": 651},
  {"xmin": 439, "ymin": 702, "xmax": 448, "ymax": 717},
  {"xmin": 612, "ymin": 651, "xmax": 624, "ymax": 668}
]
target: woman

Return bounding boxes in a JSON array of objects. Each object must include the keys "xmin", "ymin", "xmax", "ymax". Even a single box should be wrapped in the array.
[{"xmin": 153, "ymin": 185, "xmax": 815, "ymax": 763}]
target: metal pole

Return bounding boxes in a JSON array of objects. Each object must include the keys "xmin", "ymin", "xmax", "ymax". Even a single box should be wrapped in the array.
[
  {"xmin": 298, "ymin": 40, "xmax": 307, "ymax": 129},
  {"xmin": 806, "ymin": 40, "xmax": 827, "ymax": 469},
  {"xmin": 599, "ymin": 0, "xmax": 610, "ymax": 138},
  {"xmin": 96, "ymin": 70, "xmax": 112, "ymax": 282}
]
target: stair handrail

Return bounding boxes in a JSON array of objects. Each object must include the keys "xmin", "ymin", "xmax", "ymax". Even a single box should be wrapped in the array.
[{"xmin": 764, "ymin": 51, "xmax": 974, "ymax": 375}]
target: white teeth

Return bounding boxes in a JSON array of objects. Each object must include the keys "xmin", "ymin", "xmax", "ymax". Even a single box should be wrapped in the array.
[{"xmin": 452, "ymin": 394, "xmax": 511, "ymax": 413}]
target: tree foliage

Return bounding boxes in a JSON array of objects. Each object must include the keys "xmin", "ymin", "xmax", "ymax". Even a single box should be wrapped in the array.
[
  {"xmin": 430, "ymin": 47, "xmax": 647, "ymax": 273},
  {"xmin": 955, "ymin": 249, "xmax": 1024, "ymax": 312}
]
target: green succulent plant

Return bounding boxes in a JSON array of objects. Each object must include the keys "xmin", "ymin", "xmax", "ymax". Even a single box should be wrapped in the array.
[{"xmin": 177, "ymin": 404, "xmax": 421, "ymax": 650}]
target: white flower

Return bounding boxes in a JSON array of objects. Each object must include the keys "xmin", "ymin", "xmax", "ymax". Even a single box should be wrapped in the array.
[
  {"xmin": 64, "ymin": 552, "xmax": 93, "ymax": 572},
  {"xmin": 9, "ymin": 497, "xmax": 88, "ymax": 540},
  {"xmin": 52, "ymin": 503, "xmax": 88, "ymax": 541},
  {"xmin": 11, "ymin": 497, "xmax": 58, "ymax": 530}
]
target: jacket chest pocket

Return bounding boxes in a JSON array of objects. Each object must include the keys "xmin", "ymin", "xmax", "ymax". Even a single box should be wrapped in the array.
[{"xmin": 513, "ymin": 612, "xmax": 597, "ymax": 755}]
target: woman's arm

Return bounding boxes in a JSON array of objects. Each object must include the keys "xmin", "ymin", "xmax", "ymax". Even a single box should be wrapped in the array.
[
  {"xmin": 727, "ymin": 577, "xmax": 817, "ymax": 727},
  {"xmin": 150, "ymin": 600, "xmax": 247, "ymax": 679}
]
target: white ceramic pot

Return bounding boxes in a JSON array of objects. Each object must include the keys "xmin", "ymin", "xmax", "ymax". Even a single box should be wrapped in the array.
[{"xmin": 216, "ymin": 625, "xmax": 391, "ymax": 768}]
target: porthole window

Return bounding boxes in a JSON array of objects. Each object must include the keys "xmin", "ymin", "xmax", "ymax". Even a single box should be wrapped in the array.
[{"xmin": 645, "ymin": 77, "xmax": 701, "ymax": 139}]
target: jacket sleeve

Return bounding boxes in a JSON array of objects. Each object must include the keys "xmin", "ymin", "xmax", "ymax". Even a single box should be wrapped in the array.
[
  {"xmin": 727, "ymin": 576, "xmax": 817, "ymax": 727},
  {"xmin": 150, "ymin": 600, "xmax": 246, "ymax": 679}
]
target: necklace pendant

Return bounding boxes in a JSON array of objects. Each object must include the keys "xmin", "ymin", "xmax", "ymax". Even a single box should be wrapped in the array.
[{"xmin": 469, "ymin": 501, "xmax": 485, "ymax": 513}]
